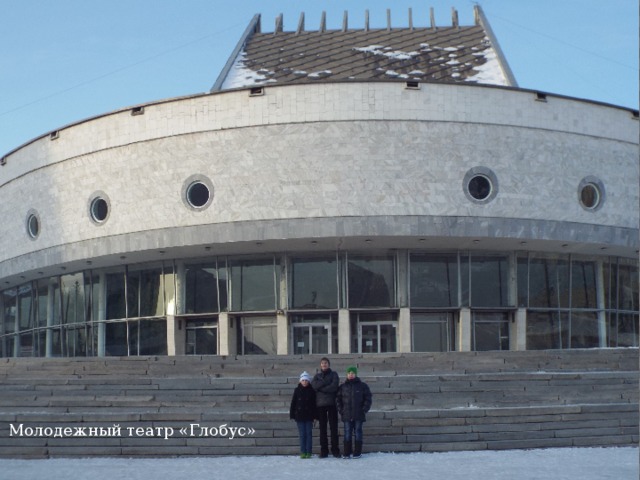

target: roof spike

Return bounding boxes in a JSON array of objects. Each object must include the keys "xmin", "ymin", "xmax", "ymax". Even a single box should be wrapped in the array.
[
  {"xmin": 386, "ymin": 8, "xmax": 391, "ymax": 31},
  {"xmin": 474, "ymin": 4, "xmax": 518, "ymax": 86},
  {"xmin": 275, "ymin": 13, "xmax": 283, "ymax": 34},
  {"xmin": 451, "ymin": 7, "xmax": 459, "ymax": 28},
  {"xmin": 296, "ymin": 12, "xmax": 305, "ymax": 35},
  {"xmin": 342, "ymin": 10, "xmax": 348, "ymax": 32},
  {"xmin": 430, "ymin": 7, "xmax": 436, "ymax": 30},
  {"xmin": 364, "ymin": 10, "xmax": 369, "ymax": 31},
  {"xmin": 408, "ymin": 8, "xmax": 413, "ymax": 31},
  {"xmin": 319, "ymin": 11, "xmax": 326, "ymax": 32},
  {"xmin": 210, "ymin": 14, "xmax": 261, "ymax": 92}
]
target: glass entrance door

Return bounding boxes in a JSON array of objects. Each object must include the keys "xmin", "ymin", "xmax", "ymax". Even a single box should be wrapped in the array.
[
  {"xmin": 358, "ymin": 322, "xmax": 397, "ymax": 353},
  {"xmin": 292, "ymin": 324, "xmax": 330, "ymax": 355},
  {"xmin": 472, "ymin": 312, "xmax": 510, "ymax": 351},
  {"xmin": 240, "ymin": 316, "xmax": 277, "ymax": 355},
  {"xmin": 185, "ymin": 319, "xmax": 218, "ymax": 355}
]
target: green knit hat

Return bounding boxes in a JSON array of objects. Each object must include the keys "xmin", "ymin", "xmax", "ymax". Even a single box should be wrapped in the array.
[{"xmin": 346, "ymin": 366, "xmax": 358, "ymax": 375}]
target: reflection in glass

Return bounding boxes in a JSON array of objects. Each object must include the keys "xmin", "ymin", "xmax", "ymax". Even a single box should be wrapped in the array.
[
  {"xmin": 105, "ymin": 321, "xmax": 128, "ymax": 356},
  {"xmin": 526, "ymin": 311, "xmax": 569, "ymax": 350},
  {"xmin": 65, "ymin": 325, "xmax": 87, "ymax": 357},
  {"xmin": 571, "ymin": 260, "xmax": 597, "ymax": 309},
  {"xmin": 379, "ymin": 324, "xmax": 397, "ymax": 353},
  {"xmin": 470, "ymin": 256, "xmax": 509, "ymax": 307},
  {"xmin": 185, "ymin": 263, "xmax": 222, "ymax": 314},
  {"xmin": 241, "ymin": 317, "xmax": 277, "ymax": 355},
  {"xmin": 410, "ymin": 254, "xmax": 458, "ymax": 307},
  {"xmin": 86, "ymin": 274, "xmax": 101, "ymax": 325},
  {"xmin": 527, "ymin": 256, "xmax": 570, "ymax": 308},
  {"xmin": 230, "ymin": 259, "xmax": 276, "ymax": 311},
  {"xmin": 3, "ymin": 289, "xmax": 16, "ymax": 334},
  {"xmin": 186, "ymin": 320, "xmax": 218, "ymax": 355},
  {"xmin": 136, "ymin": 319, "xmax": 167, "ymax": 355},
  {"xmin": 570, "ymin": 311, "xmax": 599, "ymax": 348},
  {"xmin": 608, "ymin": 313, "xmax": 638, "ymax": 347},
  {"xmin": 348, "ymin": 256, "xmax": 395, "ymax": 308},
  {"xmin": 61, "ymin": 273, "xmax": 85, "ymax": 324},
  {"xmin": 290, "ymin": 257, "xmax": 338, "ymax": 309},
  {"xmin": 50, "ymin": 328, "xmax": 62, "ymax": 357},
  {"xmin": 18, "ymin": 284, "xmax": 33, "ymax": 330},
  {"xmin": 473, "ymin": 312, "xmax": 509, "ymax": 351},
  {"xmin": 617, "ymin": 263, "xmax": 638, "ymax": 311},
  {"xmin": 106, "ymin": 271, "xmax": 126, "ymax": 320},
  {"xmin": 128, "ymin": 267, "xmax": 165, "ymax": 318},
  {"xmin": 411, "ymin": 312, "xmax": 453, "ymax": 352},
  {"xmin": 19, "ymin": 332, "xmax": 34, "ymax": 357},
  {"xmin": 35, "ymin": 330, "xmax": 46, "ymax": 357}
]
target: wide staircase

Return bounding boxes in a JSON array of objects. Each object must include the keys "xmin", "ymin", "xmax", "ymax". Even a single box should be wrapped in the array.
[{"xmin": 0, "ymin": 349, "xmax": 637, "ymax": 458}]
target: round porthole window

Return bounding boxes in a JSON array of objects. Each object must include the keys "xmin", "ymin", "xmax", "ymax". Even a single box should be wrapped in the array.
[
  {"xmin": 182, "ymin": 175, "xmax": 214, "ymax": 211},
  {"xmin": 187, "ymin": 182, "xmax": 210, "ymax": 208},
  {"xmin": 468, "ymin": 175, "xmax": 492, "ymax": 201},
  {"xmin": 578, "ymin": 177, "xmax": 605, "ymax": 211},
  {"xmin": 88, "ymin": 192, "xmax": 111, "ymax": 225},
  {"xmin": 463, "ymin": 167, "xmax": 498, "ymax": 204},
  {"xmin": 26, "ymin": 210, "xmax": 40, "ymax": 239}
]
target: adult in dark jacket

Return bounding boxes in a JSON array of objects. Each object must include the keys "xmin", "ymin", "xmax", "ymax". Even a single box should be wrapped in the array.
[
  {"xmin": 336, "ymin": 365, "xmax": 372, "ymax": 459},
  {"xmin": 290, "ymin": 371, "xmax": 317, "ymax": 458},
  {"xmin": 311, "ymin": 357, "xmax": 340, "ymax": 458}
]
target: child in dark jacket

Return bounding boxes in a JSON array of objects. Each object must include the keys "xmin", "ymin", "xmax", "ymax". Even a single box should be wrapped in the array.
[
  {"xmin": 336, "ymin": 366, "xmax": 372, "ymax": 459},
  {"xmin": 289, "ymin": 371, "xmax": 317, "ymax": 458}
]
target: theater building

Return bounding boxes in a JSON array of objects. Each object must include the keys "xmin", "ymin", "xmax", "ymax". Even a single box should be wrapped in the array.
[{"xmin": 0, "ymin": 6, "xmax": 637, "ymax": 358}]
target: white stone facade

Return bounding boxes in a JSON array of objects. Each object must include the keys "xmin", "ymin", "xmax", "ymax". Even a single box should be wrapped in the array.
[{"xmin": 0, "ymin": 81, "xmax": 637, "ymax": 285}]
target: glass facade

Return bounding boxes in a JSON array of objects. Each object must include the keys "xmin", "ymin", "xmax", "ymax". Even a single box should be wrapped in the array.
[
  {"xmin": 518, "ymin": 253, "xmax": 639, "ymax": 350},
  {"xmin": 0, "ymin": 251, "xmax": 637, "ymax": 357},
  {"xmin": 289, "ymin": 256, "xmax": 338, "ymax": 309}
]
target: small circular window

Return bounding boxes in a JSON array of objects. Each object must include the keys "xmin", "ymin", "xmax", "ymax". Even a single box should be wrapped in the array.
[
  {"xmin": 468, "ymin": 175, "xmax": 492, "ymax": 200},
  {"xmin": 580, "ymin": 184, "xmax": 599, "ymax": 208},
  {"xmin": 187, "ymin": 182, "xmax": 210, "ymax": 208},
  {"xmin": 88, "ymin": 192, "xmax": 111, "ymax": 224},
  {"xmin": 578, "ymin": 177, "xmax": 605, "ymax": 211},
  {"xmin": 182, "ymin": 175, "xmax": 214, "ymax": 211},
  {"xmin": 463, "ymin": 167, "xmax": 498, "ymax": 204},
  {"xmin": 26, "ymin": 210, "xmax": 40, "ymax": 239}
]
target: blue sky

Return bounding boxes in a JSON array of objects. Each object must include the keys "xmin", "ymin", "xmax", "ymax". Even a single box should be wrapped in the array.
[{"xmin": 1, "ymin": 0, "xmax": 637, "ymax": 156}]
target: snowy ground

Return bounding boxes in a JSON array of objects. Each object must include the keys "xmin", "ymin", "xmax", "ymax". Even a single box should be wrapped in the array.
[{"xmin": 0, "ymin": 447, "xmax": 637, "ymax": 480}]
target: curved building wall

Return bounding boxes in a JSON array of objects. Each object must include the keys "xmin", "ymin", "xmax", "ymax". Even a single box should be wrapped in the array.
[
  {"xmin": 0, "ymin": 82, "xmax": 637, "ymax": 283},
  {"xmin": 0, "ymin": 82, "xmax": 637, "ymax": 358}
]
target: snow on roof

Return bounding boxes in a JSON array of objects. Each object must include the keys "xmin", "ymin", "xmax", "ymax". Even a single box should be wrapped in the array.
[
  {"xmin": 215, "ymin": 10, "xmax": 514, "ymax": 91},
  {"xmin": 466, "ymin": 44, "xmax": 508, "ymax": 85},
  {"xmin": 220, "ymin": 52, "xmax": 277, "ymax": 90}
]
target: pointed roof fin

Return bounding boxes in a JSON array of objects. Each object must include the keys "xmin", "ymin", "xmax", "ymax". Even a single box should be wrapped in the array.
[
  {"xmin": 474, "ymin": 5, "xmax": 518, "ymax": 86},
  {"xmin": 210, "ymin": 13, "xmax": 261, "ymax": 92}
]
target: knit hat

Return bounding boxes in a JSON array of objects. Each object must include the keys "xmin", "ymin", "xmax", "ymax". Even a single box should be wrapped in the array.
[
  {"xmin": 346, "ymin": 366, "xmax": 358, "ymax": 375},
  {"xmin": 299, "ymin": 371, "xmax": 312, "ymax": 382}
]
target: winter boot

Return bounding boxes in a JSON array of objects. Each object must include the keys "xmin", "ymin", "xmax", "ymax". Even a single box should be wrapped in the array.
[
  {"xmin": 353, "ymin": 440, "xmax": 363, "ymax": 459},
  {"xmin": 342, "ymin": 440, "xmax": 352, "ymax": 459}
]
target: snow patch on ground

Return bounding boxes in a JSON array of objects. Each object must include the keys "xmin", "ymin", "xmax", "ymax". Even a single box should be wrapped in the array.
[{"xmin": 0, "ymin": 448, "xmax": 636, "ymax": 480}]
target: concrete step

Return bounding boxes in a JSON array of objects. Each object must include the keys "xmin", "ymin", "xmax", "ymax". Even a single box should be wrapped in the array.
[{"xmin": 0, "ymin": 349, "xmax": 636, "ymax": 458}]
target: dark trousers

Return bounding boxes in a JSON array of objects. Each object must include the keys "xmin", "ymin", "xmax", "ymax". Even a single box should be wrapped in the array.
[{"xmin": 316, "ymin": 405, "xmax": 340, "ymax": 456}]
